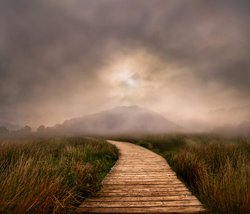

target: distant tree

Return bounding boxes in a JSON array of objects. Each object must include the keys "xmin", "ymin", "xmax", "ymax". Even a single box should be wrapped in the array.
[
  {"xmin": 23, "ymin": 125, "xmax": 32, "ymax": 133},
  {"xmin": 0, "ymin": 126, "xmax": 9, "ymax": 135},
  {"xmin": 37, "ymin": 125, "xmax": 46, "ymax": 133}
]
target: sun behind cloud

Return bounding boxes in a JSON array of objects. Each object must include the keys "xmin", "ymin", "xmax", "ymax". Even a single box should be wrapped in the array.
[{"xmin": 118, "ymin": 69, "xmax": 139, "ymax": 89}]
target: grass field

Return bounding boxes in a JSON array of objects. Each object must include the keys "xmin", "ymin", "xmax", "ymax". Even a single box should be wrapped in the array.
[
  {"xmin": 0, "ymin": 137, "xmax": 118, "ymax": 213},
  {"xmin": 116, "ymin": 134, "xmax": 250, "ymax": 213}
]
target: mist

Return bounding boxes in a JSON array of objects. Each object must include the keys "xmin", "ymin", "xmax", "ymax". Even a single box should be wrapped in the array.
[{"xmin": 1, "ymin": 0, "xmax": 250, "ymax": 132}]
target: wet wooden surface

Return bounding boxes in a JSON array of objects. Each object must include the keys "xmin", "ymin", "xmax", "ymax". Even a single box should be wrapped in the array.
[{"xmin": 78, "ymin": 140, "xmax": 206, "ymax": 213}]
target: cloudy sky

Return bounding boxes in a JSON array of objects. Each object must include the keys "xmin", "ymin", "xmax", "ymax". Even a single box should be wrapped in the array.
[{"xmin": 1, "ymin": 0, "xmax": 250, "ymax": 128}]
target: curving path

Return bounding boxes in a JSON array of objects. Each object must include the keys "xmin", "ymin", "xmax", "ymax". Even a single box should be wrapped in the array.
[{"xmin": 78, "ymin": 140, "xmax": 206, "ymax": 213}]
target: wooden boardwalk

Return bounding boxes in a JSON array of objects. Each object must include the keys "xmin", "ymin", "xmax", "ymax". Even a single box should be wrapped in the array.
[{"xmin": 78, "ymin": 140, "xmax": 206, "ymax": 213}]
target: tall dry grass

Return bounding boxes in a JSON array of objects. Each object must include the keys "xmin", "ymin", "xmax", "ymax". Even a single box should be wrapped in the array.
[
  {"xmin": 171, "ymin": 140, "xmax": 250, "ymax": 213},
  {"xmin": 0, "ymin": 137, "xmax": 118, "ymax": 213},
  {"xmin": 120, "ymin": 135, "xmax": 250, "ymax": 213}
]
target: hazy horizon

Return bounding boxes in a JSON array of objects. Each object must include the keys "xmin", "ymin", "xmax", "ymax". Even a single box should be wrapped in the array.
[{"xmin": 1, "ymin": 0, "xmax": 250, "ymax": 131}]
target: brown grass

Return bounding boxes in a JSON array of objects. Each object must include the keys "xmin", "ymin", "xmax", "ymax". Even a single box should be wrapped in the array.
[
  {"xmin": 0, "ymin": 137, "xmax": 118, "ymax": 213},
  {"xmin": 172, "ymin": 141, "xmax": 250, "ymax": 213},
  {"xmin": 118, "ymin": 135, "xmax": 250, "ymax": 213}
]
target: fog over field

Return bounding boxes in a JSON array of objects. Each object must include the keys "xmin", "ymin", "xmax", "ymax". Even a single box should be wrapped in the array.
[{"xmin": 0, "ymin": 0, "xmax": 250, "ymax": 132}]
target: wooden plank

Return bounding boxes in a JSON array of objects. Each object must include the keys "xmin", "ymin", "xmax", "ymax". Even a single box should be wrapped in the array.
[
  {"xmin": 77, "ymin": 206, "xmax": 206, "ymax": 213},
  {"xmin": 102, "ymin": 187, "xmax": 187, "ymax": 191},
  {"xmin": 78, "ymin": 140, "xmax": 206, "ymax": 213},
  {"xmin": 86, "ymin": 196, "xmax": 200, "ymax": 202},
  {"xmin": 109, "ymin": 174, "xmax": 177, "ymax": 177},
  {"xmin": 95, "ymin": 192, "xmax": 194, "ymax": 197},
  {"xmin": 112, "ymin": 169, "xmax": 176, "ymax": 174},
  {"xmin": 80, "ymin": 201, "xmax": 203, "ymax": 208},
  {"xmin": 99, "ymin": 190, "xmax": 191, "ymax": 195},
  {"xmin": 103, "ymin": 178, "xmax": 182, "ymax": 182},
  {"xmin": 106, "ymin": 176, "xmax": 178, "ymax": 179},
  {"xmin": 102, "ymin": 184, "xmax": 186, "ymax": 189},
  {"xmin": 102, "ymin": 181, "xmax": 184, "ymax": 185},
  {"xmin": 100, "ymin": 186, "xmax": 189, "ymax": 192},
  {"xmin": 103, "ymin": 183, "xmax": 184, "ymax": 186}
]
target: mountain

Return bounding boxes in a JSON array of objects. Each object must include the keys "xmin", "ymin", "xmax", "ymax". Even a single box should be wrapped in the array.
[{"xmin": 51, "ymin": 106, "xmax": 180, "ymax": 135}]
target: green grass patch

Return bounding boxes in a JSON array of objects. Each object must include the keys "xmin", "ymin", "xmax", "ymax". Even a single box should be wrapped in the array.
[{"xmin": 0, "ymin": 137, "xmax": 118, "ymax": 213}]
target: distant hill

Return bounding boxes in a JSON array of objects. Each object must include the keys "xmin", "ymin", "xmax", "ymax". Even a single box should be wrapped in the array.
[
  {"xmin": 212, "ymin": 120, "xmax": 250, "ymax": 136},
  {"xmin": 208, "ymin": 105, "xmax": 250, "ymax": 125},
  {"xmin": 208, "ymin": 105, "xmax": 250, "ymax": 136},
  {"xmin": 50, "ymin": 106, "xmax": 181, "ymax": 135},
  {"xmin": 0, "ymin": 121, "xmax": 21, "ymax": 131}
]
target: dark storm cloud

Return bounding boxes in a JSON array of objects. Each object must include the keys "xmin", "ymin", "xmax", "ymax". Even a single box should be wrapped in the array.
[
  {"xmin": 0, "ymin": 0, "xmax": 250, "ymax": 126},
  {"xmin": 1, "ymin": 0, "xmax": 107, "ymax": 107}
]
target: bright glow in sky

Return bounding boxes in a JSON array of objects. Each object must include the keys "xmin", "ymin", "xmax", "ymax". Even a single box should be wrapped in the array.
[
  {"xmin": 119, "ymin": 69, "xmax": 138, "ymax": 88},
  {"xmin": 1, "ymin": 0, "xmax": 250, "ymax": 131}
]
